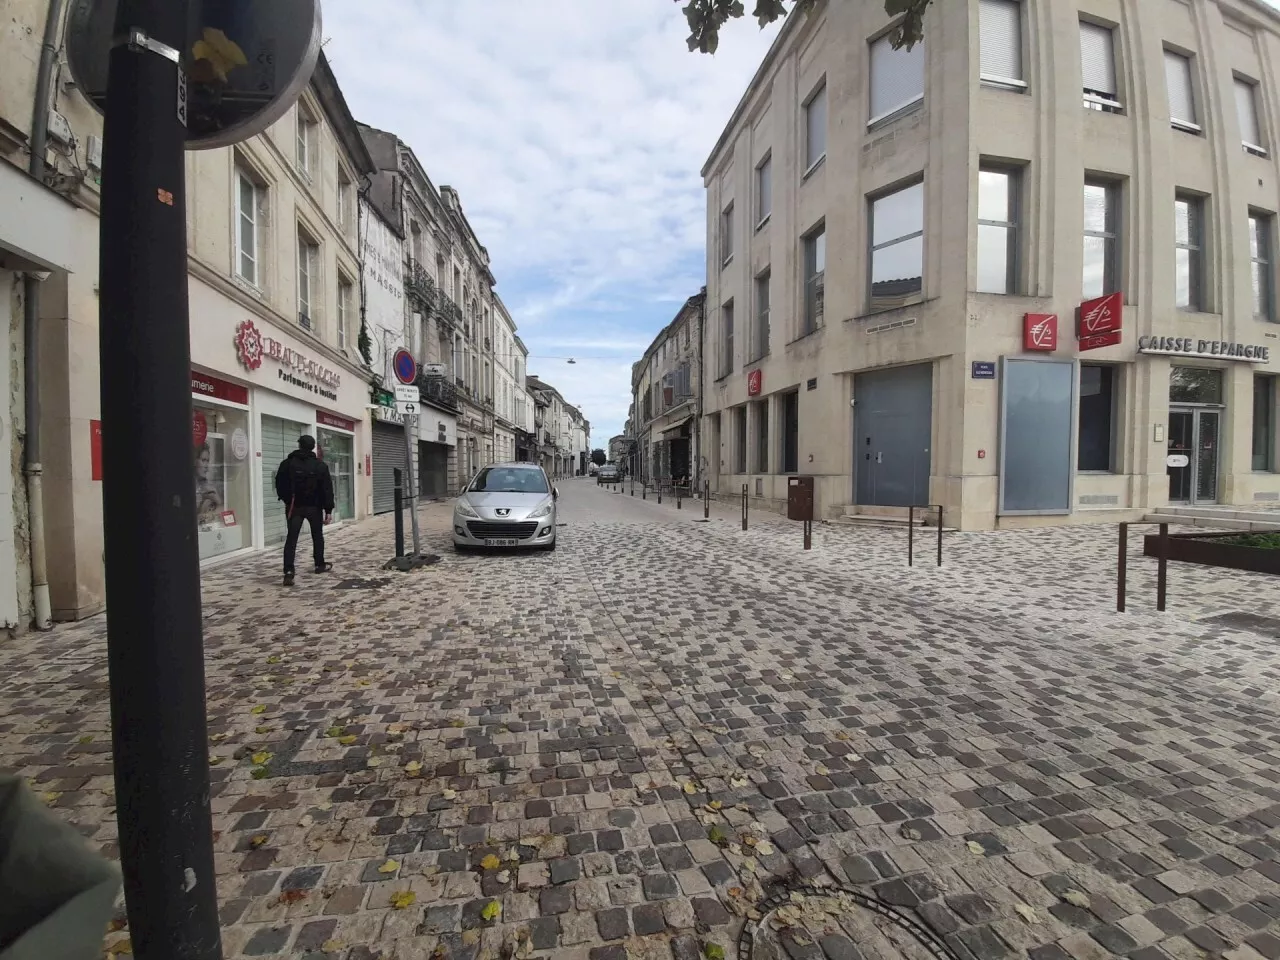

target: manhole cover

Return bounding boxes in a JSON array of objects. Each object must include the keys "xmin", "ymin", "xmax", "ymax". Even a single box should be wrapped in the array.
[{"xmin": 738, "ymin": 885, "xmax": 958, "ymax": 960}]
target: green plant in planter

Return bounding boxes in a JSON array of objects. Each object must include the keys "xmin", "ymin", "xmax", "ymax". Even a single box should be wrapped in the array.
[{"xmin": 1213, "ymin": 532, "xmax": 1280, "ymax": 550}]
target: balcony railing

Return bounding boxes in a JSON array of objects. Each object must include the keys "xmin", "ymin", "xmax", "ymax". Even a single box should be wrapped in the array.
[
  {"xmin": 405, "ymin": 260, "xmax": 436, "ymax": 309},
  {"xmin": 416, "ymin": 372, "xmax": 460, "ymax": 412}
]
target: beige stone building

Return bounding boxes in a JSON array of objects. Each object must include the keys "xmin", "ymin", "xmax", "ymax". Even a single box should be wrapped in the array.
[
  {"xmin": 631, "ymin": 290, "xmax": 706, "ymax": 487},
  {"xmin": 2, "ymin": 0, "xmax": 376, "ymax": 626},
  {"xmin": 702, "ymin": 0, "xmax": 1280, "ymax": 530}
]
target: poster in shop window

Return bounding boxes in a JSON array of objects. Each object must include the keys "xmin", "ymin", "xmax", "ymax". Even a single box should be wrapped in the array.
[{"xmin": 195, "ymin": 436, "xmax": 227, "ymax": 525}]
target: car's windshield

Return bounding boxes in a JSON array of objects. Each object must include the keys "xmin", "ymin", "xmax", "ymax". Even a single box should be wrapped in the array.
[{"xmin": 468, "ymin": 467, "xmax": 549, "ymax": 495}]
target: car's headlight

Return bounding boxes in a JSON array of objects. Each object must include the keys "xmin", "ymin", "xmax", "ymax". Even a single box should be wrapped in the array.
[
  {"xmin": 528, "ymin": 500, "xmax": 554, "ymax": 519},
  {"xmin": 455, "ymin": 500, "xmax": 479, "ymax": 518}
]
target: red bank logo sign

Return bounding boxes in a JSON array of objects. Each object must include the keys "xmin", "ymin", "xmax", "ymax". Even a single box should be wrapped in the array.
[
  {"xmin": 1078, "ymin": 292, "xmax": 1123, "ymax": 351},
  {"xmin": 747, "ymin": 369, "xmax": 763, "ymax": 397},
  {"xmin": 1023, "ymin": 314, "xmax": 1058, "ymax": 352}
]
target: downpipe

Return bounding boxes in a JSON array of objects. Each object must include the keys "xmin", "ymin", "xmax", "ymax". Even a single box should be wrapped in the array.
[{"xmin": 23, "ymin": 0, "xmax": 66, "ymax": 632}]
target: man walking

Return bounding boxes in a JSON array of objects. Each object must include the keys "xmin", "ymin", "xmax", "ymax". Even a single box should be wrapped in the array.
[{"xmin": 274, "ymin": 435, "xmax": 334, "ymax": 586}]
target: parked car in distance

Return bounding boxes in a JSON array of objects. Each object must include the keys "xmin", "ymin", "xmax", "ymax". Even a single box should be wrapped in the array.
[
  {"xmin": 596, "ymin": 464, "xmax": 620, "ymax": 485},
  {"xmin": 452, "ymin": 463, "xmax": 557, "ymax": 552}
]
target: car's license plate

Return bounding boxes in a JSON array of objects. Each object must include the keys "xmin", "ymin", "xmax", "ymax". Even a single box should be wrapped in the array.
[{"xmin": 484, "ymin": 539, "xmax": 518, "ymax": 547}]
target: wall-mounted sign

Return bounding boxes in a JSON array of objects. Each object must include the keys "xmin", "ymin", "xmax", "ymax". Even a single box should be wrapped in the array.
[
  {"xmin": 230, "ymin": 427, "xmax": 249, "ymax": 460},
  {"xmin": 1078, "ymin": 292, "xmax": 1123, "ymax": 351},
  {"xmin": 971, "ymin": 361, "xmax": 996, "ymax": 380},
  {"xmin": 1138, "ymin": 336, "xmax": 1271, "ymax": 363},
  {"xmin": 421, "ymin": 362, "xmax": 447, "ymax": 377},
  {"xmin": 317, "ymin": 411, "xmax": 358, "ymax": 432},
  {"xmin": 234, "ymin": 319, "xmax": 342, "ymax": 401},
  {"xmin": 747, "ymin": 369, "xmax": 763, "ymax": 397},
  {"xmin": 1023, "ymin": 313, "xmax": 1058, "ymax": 351},
  {"xmin": 1167, "ymin": 454, "xmax": 1190, "ymax": 468},
  {"xmin": 192, "ymin": 411, "xmax": 208, "ymax": 447},
  {"xmin": 192, "ymin": 370, "xmax": 249, "ymax": 405}
]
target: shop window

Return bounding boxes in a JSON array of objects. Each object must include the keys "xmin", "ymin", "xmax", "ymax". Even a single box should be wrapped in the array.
[
  {"xmin": 1083, "ymin": 179, "xmax": 1121, "ymax": 299},
  {"xmin": 1174, "ymin": 193, "xmax": 1205, "ymax": 311},
  {"xmin": 1254, "ymin": 375, "xmax": 1277, "ymax": 472},
  {"xmin": 754, "ymin": 399, "xmax": 770, "ymax": 473},
  {"xmin": 869, "ymin": 181, "xmax": 924, "ymax": 311},
  {"xmin": 1077, "ymin": 364, "xmax": 1117, "ymax": 471},
  {"xmin": 734, "ymin": 406, "xmax": 747, "ymax": 473},
  {"xmin": 317, "ymin": 428, "xmax": 356, "ymax": 519},
  {"xmin": 194, "ymin": 401, "xmax": 253, "ymax": 560},
  {"xmin": 781, "ymin": 390, "xmax": 800, "ymax": 473},
  {"xmin": 1169, "ymin": 366, "xmax": 1223, "ymax": 404}
]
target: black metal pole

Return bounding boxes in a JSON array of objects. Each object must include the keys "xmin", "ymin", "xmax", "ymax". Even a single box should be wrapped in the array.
[
  {"xmin": 704, "ymin": 480, "xmax": 709, "ymax": 519},
  {"xmin": 1157, "ymin": 522, "xmax": 1168, "ymax": 612},
  {"xmin": 677, "ymin": 485, "xmax": 682, "ymax": 509},
  {"xmin": 742, "ymin": 483, "xmax": 748, "ymax": 531},
  {"xmin": 936, "ymin": 506, "xmax": 943, "ymax": 567},
  {"xmin": 393, "ymin": 468, "xmax": 405, "ymax": 558},
  {"xmin": 803, "ymin": 519, "xmax": 812, "ymax": 550},
  {"xmin": 908, "ymin": 506, "xmax": 915, "ymax": 567},
  {"xmin": 99, "ymin": 1, "xmax": 221, "ymax": 956},
  {"xmin": 1117, "ymin": 522, "xmax": 1128, "ymax": 613}
]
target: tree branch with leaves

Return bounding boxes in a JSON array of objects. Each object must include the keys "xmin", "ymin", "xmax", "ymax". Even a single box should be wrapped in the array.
[{"xmin": 679, "ymin": 0, "xmax": 932, "ymax": 54}]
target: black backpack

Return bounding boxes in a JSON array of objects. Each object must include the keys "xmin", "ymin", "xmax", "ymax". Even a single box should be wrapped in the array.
[{"xmin": 277, "ymin": 454, "xmax": 321, "ymax": 507}]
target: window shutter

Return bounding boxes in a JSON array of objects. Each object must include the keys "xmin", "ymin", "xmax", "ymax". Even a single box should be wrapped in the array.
[
  {"xmin": 979, "ymin": 0, "xmax": 1021, "ymax": 83},
  {"xmin": 1164, "ymin": 50, "xmax": 1196, "ymax": 126},
  {"xmin": 1079, "ymin": 21, "xmax": 1116, "ymax": 95},
  {"xmin": 869, "ymin": 34, "xmax": 925, "ymax": 121},
  {"xmin": 1236, "ymin": 78, "xmax": 1263, "ymax": 146}
]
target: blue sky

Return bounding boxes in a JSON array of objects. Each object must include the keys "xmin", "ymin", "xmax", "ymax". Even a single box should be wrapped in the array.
[{"xmin": 323, "ymin": 1, "xmax": 781, "ymax": 445}]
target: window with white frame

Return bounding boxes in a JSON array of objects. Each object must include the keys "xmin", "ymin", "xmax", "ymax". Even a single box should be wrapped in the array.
[
  {"xmin": 720, "ymin": 202, "xmax": 734, "ymax": 266},
  {"xmin": 1164, "ymin": 49, "xmax": 1199, "ymax": 133},
  {"xmin": 235, "ymin": 169, "xmax": 263, "ymax": 287},
  {"xmin": 337, "ymin": 173, "xmax": 353, "ymax": 229},
  {"xmin": 1174, "ymin": 192, "xmax": 1205, "ymax": 311},
  {"xmin": 976, "ymin": 165, "xmax": 1019, "ymax": 294},
  {"xmin": 337, "ymin": 276, "xmax": 353, "ymax": 349},
  {"xmin": 296, "ymin": 105, "xmax": 318, "ymax": 176},
  {"xmin": 1080, "ymin": 20, "xmax": 1121, "ymax": 112},
  {"xmin": 869, "ymin": 32, "xmax": 924, "ymax": 125},
  {"xmin": 1250, "ymin": 211, "xmax": 1274, "ymax": 322},
  {"xmin": 297, "ymin": 229, "xmax": 320, "ymax": 329},
  {"xmin": 756, "ymin": 155, "xmax": 772, "ymax": 226},
  {"xmin": 803, "ymin": 81, "xmax": 827, "ymax": 171},
  {"xmin": 869, "ymin": 181, "xmax": 925, "ymax": 311},
  {"xmin": 1083, "ymin": 179, "xmax": 1121, "ymax": 299},
  {"xmin": 979, "ymin": 0, "xmax": 1023, "ymax": 89},
  {"xmin": 1236, "ymin": 76, "xmax": 1267, "ymax": 155}
]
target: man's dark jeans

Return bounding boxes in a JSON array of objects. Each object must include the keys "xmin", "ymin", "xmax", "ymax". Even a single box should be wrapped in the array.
[{"xmin": 283, "ymin": 506, "xmax": 325, "ymax": 574}]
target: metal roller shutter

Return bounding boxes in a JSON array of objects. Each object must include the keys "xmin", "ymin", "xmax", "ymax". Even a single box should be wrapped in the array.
[
  {"xmin": 979, "ymin": 0, "xmax": 1021, "ymax": 84},
  {"xmin": 1080, "ymin": 21, "xmax": 1116, "ymax": 97},
  {"xmin": 372, "ymin": 421, "xmax": 407, "ymax": 515},
  {"xmin": 869, "ymin": 32, "xmax": 924, "ymax": 122},
  {"xmin": 261, "ymin": 415, "xmax": 309, "ymax": 545}
]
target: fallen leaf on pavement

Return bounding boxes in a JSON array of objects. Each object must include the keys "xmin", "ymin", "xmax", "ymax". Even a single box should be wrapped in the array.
[
  {"xmin": 208, "ymin": 756, "xmax": 223, "ymax": 766},
  {"xmin": 1014, "ymin": 903, "xmax": 1039, "ymax": 924},
  {"xmin": 405, "ymin": 760, "xmax": 423, "ymax": 776},
  {"xmin": 250, "ymin": 834, "xmax": 269, "ymax": 848},
  {"xmin": 682, "ymin": 781, "xmax": 700, "ymax": 794},
  {"xmin": 755, "ymin": 841, "xmax": 775, "ymax": 856},
  {"xmin": 389, "ymin": 890, "xmax": 416, "ymax": 909},
  {"xmin": 378, "ymin": 859, "xmax": 399, "ymax": 874},
  {"xmin": 480, "ymin": 854, "xmax": 501, "ymax": 870},
  {"xmin": 251, "ymin": 705, "xmax": 266, "ymax": 715},
  {"xmin": 441, "ymin": 788, "xmax": 457, "ymax": 800},
  {"xmin": 730, "ymin": 776, "xmax": 749, "ymax": 787},
  {"xmin": 1063, "ymin": 890, "xmax": 1090, "ymax": 908},
  {"xmin": 254, "ymin": 726, "xmax": 273, "ymax": 735},
  {"xmin": 267, "ymin": 655, "xmax": 281, "ymax": 664},
  {"xmin": 480, "ymin": 900, "xmax": 501, "ymax": 922},
  {"xmin": 250, "ymin": 752, "xmax": 272, "ymax": 766},
  {"xmin": 966, "ymin": 841, "xmax": 985, "ymax": 856},
  {"xmin": 320, "ymin": 941, "xmax": 345, "ymax": 953},
  {"xmin": 497, "ymin": 870, "xmax": 511, "ymax": 883},
  {"xmin": 337, "ymin": 735, "xmax": 357, "ymax": 746},
  {"xmin": 277, "ymin": 889, "xmax": 307, "ymax": 905},
  {"xmin": 703, "ymin": 944, "xmax": 725, "ymax": 960}
]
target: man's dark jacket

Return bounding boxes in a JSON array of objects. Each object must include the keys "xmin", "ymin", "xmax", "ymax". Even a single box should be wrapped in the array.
[{"xmin": 275, "ymin": 449, "xmax": 335, "ymax": 513}]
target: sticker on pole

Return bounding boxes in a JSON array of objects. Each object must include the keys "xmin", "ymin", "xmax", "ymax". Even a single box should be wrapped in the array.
[
  {"xmin": 65, "ymin": 0, "xmax": 322, "ymax": 150},
  {"xmin": 392, "ymin": 349, "xmax": 418, "ymax": 385}
]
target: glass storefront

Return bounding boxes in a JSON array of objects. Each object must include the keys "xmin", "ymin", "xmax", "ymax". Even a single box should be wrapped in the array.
[
  {"xmin": 317, "ymin": 427, "xmax": 355, "ymax": 521},
  {"xmin": 194, "ymin": 400, "xmax": 253, "ymax": 560}
]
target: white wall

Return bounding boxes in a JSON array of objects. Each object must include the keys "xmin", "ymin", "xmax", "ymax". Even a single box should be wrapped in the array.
[{"xmin": 361, "ymin": 199, "xmax": 405, "ymax": 383}]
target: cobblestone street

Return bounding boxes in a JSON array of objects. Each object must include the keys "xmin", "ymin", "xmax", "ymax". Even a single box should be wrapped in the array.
[{"xmin": 3, "ymin": 479, "xmax": 1280, "ymax": 960}]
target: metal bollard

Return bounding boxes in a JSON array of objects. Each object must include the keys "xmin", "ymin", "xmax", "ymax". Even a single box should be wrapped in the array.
[
  {"xmin": 936, "ymin": 506, "xmax": 944, "ymax": 567},
  {"xmin": 704, "ymin": 480, "xmax": 709, "ymax": 519},
  {"xmin": 393, "ymin": 468, "xmax": 405, "ymax": 559},
  {"xmin": 677, "ymin": 486, "xmax": 682, "ymax": 509},
  {"xmin": 658, "ymin": 484, "xmax": 662, "ymax": 505},
  {"xmin": 741, "ymin": 484, "xmax": 748, "ymax": 531},
  {"xmin": 803, "ymin": 519, "xmax": 812, "ymax": 550},
  {"xmin": 642, "ymin": 483, "xmax": 647, "ymax": 500}
]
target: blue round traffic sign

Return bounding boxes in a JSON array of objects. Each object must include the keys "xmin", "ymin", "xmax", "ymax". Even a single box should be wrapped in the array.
[{"xmin": 392, "ymin": 349, "xmax": 417, "ymax": 385}]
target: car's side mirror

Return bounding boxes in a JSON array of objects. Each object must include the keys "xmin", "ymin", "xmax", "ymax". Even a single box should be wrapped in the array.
[{"xmin": 553, "ymin": 487, "xmax": 559, "ymax": 501}]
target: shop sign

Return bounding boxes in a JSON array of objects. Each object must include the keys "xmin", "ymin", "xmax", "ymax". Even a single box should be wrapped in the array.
[
  {"xmin": 317, "ymin": 410, "xmax": 358, "ymax": 432},
  {"xmin": 1137, "ymin": 336, "xmax": 1271, "ymax": 363},
  {"xmin": 1023, "ymin": 313, "xmax": 1058, "ymax": 351},
  {"xmin": 747, "ymin": 369, "xmax": 763, "ymax": 397},
  {"xmin": 193, "ymin": 411, "xmax": 208, "ymax": 447},
  {"xmin": 192, "ymin": 370, "xmax": 249, "ymax": 405},
  {"xmin": 234, "ymin": 319, "xmax": 342, "ymax": 401},
  {"xmin": 971, "ymin": 361, "xmax": 996, "ymax": 380},
  {"xmin": 1077, "ymin": 292, "xmax": 1123, "ymax": 351}
]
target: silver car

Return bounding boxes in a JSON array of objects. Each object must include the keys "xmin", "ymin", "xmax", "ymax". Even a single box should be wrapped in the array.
[{"xmin": 452, "ymin": 463, "xmax": 558, "ymax": 552}]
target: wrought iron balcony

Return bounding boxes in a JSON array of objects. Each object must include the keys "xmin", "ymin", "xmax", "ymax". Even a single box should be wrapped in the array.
[
  {"xmin": 416, "ymin": 372, "xmax": 460, "ymax": 412},
  {"xmin": 405, "ymin": 260, "xmax": 436, "ymax": 309}
]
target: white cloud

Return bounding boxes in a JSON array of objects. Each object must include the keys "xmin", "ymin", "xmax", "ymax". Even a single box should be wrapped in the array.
[{"xmin": 322, "ymin": 1, "xmax": 781, "ymax": 438}]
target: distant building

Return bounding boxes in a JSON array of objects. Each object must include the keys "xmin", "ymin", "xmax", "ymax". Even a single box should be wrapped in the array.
[{"xmin": 631, "ymin": 291, "xmax": 706, "ymax": 487}]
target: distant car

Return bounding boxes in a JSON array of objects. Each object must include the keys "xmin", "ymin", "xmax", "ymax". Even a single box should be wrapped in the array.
[
  {"xmin": 596, "ymin": 464, "xmax": 620, "ymax": 485},
  {"xmin": 452, "ymin": 463, "xmax": 558, "ymax": 552}
]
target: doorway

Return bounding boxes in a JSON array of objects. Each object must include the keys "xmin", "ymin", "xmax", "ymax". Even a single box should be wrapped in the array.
[
  {"xmin": 1167, "ymin": 407, "xmax": 1219, "ymax": 504},
  {"xmin": 853, "ymin": 363, "xmax": 933, "ymax": 506}
]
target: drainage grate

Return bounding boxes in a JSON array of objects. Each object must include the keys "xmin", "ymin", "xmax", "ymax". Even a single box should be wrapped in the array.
[
  {"xmin": 1201, "ymin": 612, "xmax": 1280, "ymax": 638},
  {"xmin": 737, "ymin": 884, "xmax": 959, "ymax": 960}
]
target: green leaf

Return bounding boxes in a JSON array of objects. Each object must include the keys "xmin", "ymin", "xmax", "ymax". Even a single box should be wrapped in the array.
[
  {"xmin": 480, "ymin": 899, "xmax": 501, "ymax": 922},
  {"xmin": 704, "ymin": 944, "xmax": 726, "ymax": 960}
]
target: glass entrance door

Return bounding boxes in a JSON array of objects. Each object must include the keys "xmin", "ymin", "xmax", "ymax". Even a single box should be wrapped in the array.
[{"xmin": 1167, "ymin": 407, "xmax": 1219, "ymax": 504}]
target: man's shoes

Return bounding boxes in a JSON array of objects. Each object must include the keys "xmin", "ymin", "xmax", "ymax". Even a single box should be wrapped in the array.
[
  {"xmin": 315, "ymin": 563, "xmax": 333, "ymax": 573},
  {"xmin": 283, "ymin": 572, "xmax": 295, "ymax": 586}
]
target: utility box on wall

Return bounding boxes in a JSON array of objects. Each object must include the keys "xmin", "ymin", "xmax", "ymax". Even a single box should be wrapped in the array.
[{"xmin": 787, "ymin": 475, "xmax": 814, "ymax": 521}]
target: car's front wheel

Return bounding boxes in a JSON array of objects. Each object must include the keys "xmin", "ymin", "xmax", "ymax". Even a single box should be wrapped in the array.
[
  {"xmin": 543, "ymin": 539, "xmax": 557, "ymax": 552},
  {"xmin": 453, "ymin": 543, "xmax": 470, "ymax": 554}
]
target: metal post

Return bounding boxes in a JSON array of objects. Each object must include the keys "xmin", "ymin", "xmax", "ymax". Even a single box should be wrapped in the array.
[
  {"xmin": 742, "ymin": 483, "xmax": 748, "ymax": 531},
  {"xmin": 403, "ymin": 428, "xmax": 421, "ymax": 557},
  {"xmin": 908, "ymin": 506, "xmax": 916, "ymax": 567},
  {"xmin": 1117, "ymin": 522, "xmax": 1128, "ymax": 613},
  {"xmin": 936, "ymin": 506, "xmax": 944, "ymax": 568},
  {"xmin": 658, "ymin": 483, "xmax": 662, "ymax": 504},
  {"xmin": 704, "ymin": 480, "xmax": 710, "ymax": 519},
  {"xmin": 393, "ymin": 468, "xmax": 405, "ymax": 559},
  {"xmin": 677, "ymin": 485, "xmax": 682, "ymax": 509},
  {"xmin": 803, "ymin": 519, "xmax": 812, "ymax": 550},
  {"xmin": 99, "ymin": 0, "xmax": 221, "ymax": 955},
  {"xmin": 643, "ymin": 482, "xmax": 647, "ymax": 500},
  {"xmin": 1157, "ymin": 522, "xmax": 1168, "ymax": 612}
]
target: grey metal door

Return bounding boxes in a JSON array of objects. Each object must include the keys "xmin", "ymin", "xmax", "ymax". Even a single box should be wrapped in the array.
[
  {"xmin": 853, "ymin": 364, "xmax": 933, "ymax": 506},
  {"xmin": 371, "ymin": 422, "xmax": 407, "ymax": 514},
  {"xmin": 418, "ymin": 441, "xmax": 449, "ymax": 498}
]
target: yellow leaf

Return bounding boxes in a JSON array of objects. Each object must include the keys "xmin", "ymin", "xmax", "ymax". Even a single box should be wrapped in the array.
[
  {"xmin": 250, "ymin": 834, "xmax": 269, "ymax": 848},
  {"xmin": 320, "ymin": 941, "xmax": 345, "ymax": 954},
  {"xmin": 1014, "ymin": 903, "xmax": 1040, "ymax": 924},
  {"xmin": 337, "ymin": 735, "xmax": 357, "ymax": 746},
  {"xmin": 682, "ymin": 781, "xmax": 699, "ymax": 794},
  {"xmin": 480, "ymin": 899, "xmax": 501, "ymax": 922},
  {"xmin": 251, "ymin": 705, "xmax": 267, "ymax": 715},
  {"xmin": 251, "ymin": 752, "xmax": 272, "ymax": 766},
  {"xmin": 250, "ymin": 767, "xmax": 269, "ymax": 780},
  {"xmin": 355, "ymin": 679, "xmax": 371, "ymax": 688},
  {"xmin": 480, "ymin": 854, "xmax": 501, "ymax": 870},
  {"xmin": 405, "ymin": 760, "xmax": 423, "ymax": 776},
  {"xmin": 450, "ymin": 719, "xmax": 466, "ymax": 728},
  {"xmin": 367, "ymin": 757, "xmax": 382, "ymax": 768},
  {"xmin": 78, "ymin": 735, "xmax": 94, "ymax": 744},
  {"xmin": 755, "ymin": 841, "xmax": 775, "ymax": 856},
  {"xmin": 730, "ymin": 777, "xmax": 749, "ymax": 787},
  {"xmin": 441, "ymin": 788, "xmax": 457, "ymax": 800},
  {"xmin": 378, "ymin": 859, "xmax": 400, "ymax": 874},
  {"xmin": 324, "ymin": 726, "xmax": 344, "ymax": 738},
  {"xmin": 42, "ymin": 792, "xmax": 60, "ymax": 805},
  {"xmin": 209, "ymin": 756, "xmax": 222, "ymax": 766},
  {"xmin": 389, "ymin": 890, "xmax": 416, "ymax": 909},
  {"xmin": 191, "ymin": 28, "xmax": 248, "ymax": 83},
  {"xmin": 108, "ymin": 939, "xmax": 133, "ymax": 956},
  {"xmin": 707, "ymin": 800, "xmax": 723, "ymax": 811},
  {"xmin": 255, "ymin": 726, "xmax": 273, "ymax": 735},
  {"xmin": 1063, "ymin": 890, "xmax": 1090, "ymax": 909},
  {"xmin": 267, "ymin": 655, "xmax": 281, "ymax": 664},
  {"xmin": 966, "ymin": 841, "xmax": 986, "ymax": 856}
]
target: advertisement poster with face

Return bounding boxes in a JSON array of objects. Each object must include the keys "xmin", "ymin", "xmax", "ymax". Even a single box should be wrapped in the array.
[{"xmin": 195, "ymin": 436, "xmax": 226, "ymax": 526}]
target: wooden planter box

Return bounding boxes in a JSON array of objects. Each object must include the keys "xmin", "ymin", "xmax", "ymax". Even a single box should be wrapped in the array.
[{"xmin": 1143, "ymin": 530, "xmax": 1280, "ymax": 576}]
